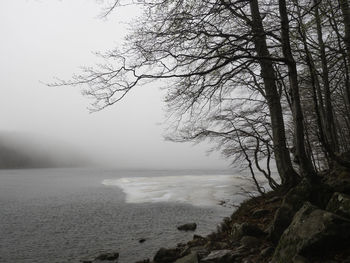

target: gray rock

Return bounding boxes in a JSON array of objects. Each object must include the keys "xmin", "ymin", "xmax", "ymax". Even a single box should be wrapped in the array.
[
  {"xmin": 95, "ymin": 252, "xmax": 119, "ymax": 261},
  {"xmin": 272, "ymin": 202, "xmax": 350, "ymax": 263},
  {"xmin": 267, "ymin": 205, "xmax": 295, "ymax": 243},
  {"xmin": 268, "ymin": 180, "xmax": 314, "ymax": 243},
  {"xmin": 326, "ymin": 192, "xmax": 350, "ymax": 218},
  {"xmin": 139, "ymin": 238, "xmax": 146, "ymax": 243},
  {"xmin": 201, "ymin": 250, "xmax": 235, "ymax": 263},
  {"xmin": 154, "ymin": 247, "xmax": 182, "ymax": 263},
  {"xmin": 189, "ymin": 246, "xmax": 209, "ymax": 259},
  {"xmin": 231, "ymin": 246, "xmax": 249, "ymax": 257},
  {"xmin": 177, "ymin": 223, "xmax": 197, "ymax": 231},
  {"xmin": 193, "ymin": 234, "xmax": 204, "ymax": 239},
  {"xmin": 174, "ymin": 252, "xmax": 198, "ymax": 263}
]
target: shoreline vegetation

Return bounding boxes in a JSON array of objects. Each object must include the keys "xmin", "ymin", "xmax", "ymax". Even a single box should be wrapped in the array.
[{"xmin": 82, "ymin": 161, "xmax": 350, "ymax": 263}]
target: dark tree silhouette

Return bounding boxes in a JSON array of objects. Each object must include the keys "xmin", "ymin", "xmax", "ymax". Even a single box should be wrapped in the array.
[{"xmin": 54, "ymin": 0, "xmax": 350, "ymax": 190}]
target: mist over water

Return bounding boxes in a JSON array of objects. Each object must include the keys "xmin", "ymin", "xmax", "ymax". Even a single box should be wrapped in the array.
[
  {"xmin": 0, "ymin": 2, "xmax": 237, "ymax": 263},
  {"xmin": 0, "ymin": 168, "xmax": 247, "ymax": 263}
]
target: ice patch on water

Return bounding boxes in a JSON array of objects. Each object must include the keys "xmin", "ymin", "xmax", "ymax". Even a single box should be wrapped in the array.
[{"xmin": 102, "ymin": 175, "xmax": 259, "ymax": 207}]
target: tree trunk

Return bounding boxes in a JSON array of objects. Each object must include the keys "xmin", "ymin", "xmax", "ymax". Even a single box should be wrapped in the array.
[
  {"xmin": 249, "ymin": 0, "xmax": 299, "ymax": 188},
  {"xmin": 315, "ymin": 0, "xmax": 339, "ymax": 153},
  {"xmin": 297, "ymin": 16, "xmax": 330, "ymax": 168},
  {"xmin": 340, "ymin": 0, "xmax": 350, "ymax": 66},
  {"xmin": 278, "ymin": 0, "xmax": 317, "ymax": 179}
]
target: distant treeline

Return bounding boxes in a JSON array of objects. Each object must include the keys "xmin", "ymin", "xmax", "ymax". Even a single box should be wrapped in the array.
[{"xmin": 0, "ymin": 133, "xmax": 89, "ymax": 169}]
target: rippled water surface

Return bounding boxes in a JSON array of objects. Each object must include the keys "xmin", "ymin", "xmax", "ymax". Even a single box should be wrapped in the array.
[{"xmin": 0, "ymin": 168, "xmax": 251, "ymax": 263}]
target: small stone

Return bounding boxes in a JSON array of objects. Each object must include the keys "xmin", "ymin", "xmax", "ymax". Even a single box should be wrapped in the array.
[
  {"xmin": 95, "ymin": 252, "xmax": 119, "ymax": 261},
  {"xmin": 139, "ymin": 238, "xmax": 146, "ymax": 243},
  {"xmin": 134, "ymin": 259, "xmax": 150, "ymax": 263},
  {"xmin": 177, "ymin": 242, "xmax": 186, "ymax": 248},
  {"xmin": 177, "ymin": 223, "xmax": 197, "ymax": 231},
  {"xmin": 187, "ymin": 235, "xmax": 207, "ymax": 247}
]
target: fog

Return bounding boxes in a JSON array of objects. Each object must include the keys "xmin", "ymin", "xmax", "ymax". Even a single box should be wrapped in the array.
[
  {"xmin": 0, "ymin": 132, "xmax": 89, "ymax": 169},
  {"xmin": 0, "ymin": 1, "xmax": 229, "ymax": 169}
]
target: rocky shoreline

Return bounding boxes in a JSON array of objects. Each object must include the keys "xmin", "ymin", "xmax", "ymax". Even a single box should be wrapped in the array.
[{"xmin": 82, "ymin": 167, "xmax": 350, "ymax": 263}]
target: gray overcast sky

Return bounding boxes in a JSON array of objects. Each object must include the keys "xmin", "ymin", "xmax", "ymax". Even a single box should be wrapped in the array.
[{"xmin": 0, "ymin": 0, "xmax": 229, "ymax": 169}]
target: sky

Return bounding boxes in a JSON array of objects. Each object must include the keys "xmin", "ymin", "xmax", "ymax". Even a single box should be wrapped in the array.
[{"xmin": 0, "ymin": 0, "xmax": 229, "ymax": 169}]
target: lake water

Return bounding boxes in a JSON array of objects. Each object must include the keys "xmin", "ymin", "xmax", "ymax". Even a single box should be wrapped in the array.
[{"xmin": 0, "ymin": 168, "xmax": 257, "ymax": 263}]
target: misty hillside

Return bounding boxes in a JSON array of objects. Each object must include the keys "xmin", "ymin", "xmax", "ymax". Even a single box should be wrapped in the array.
[{"xmin": 0, "ymin": 132, "xmax": 89, "ymax": 169}]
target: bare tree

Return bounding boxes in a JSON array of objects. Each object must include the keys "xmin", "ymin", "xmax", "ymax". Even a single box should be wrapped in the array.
[{"xmin": 54, "ymin": 0, "xmax": 350, "ymax": 192}]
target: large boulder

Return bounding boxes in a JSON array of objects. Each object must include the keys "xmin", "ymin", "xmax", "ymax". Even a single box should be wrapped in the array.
[
  {"xmin": 201, "ymin": 250, "xmax": 236, "ymax": 263},
  {"xmin": 326, "ymin": 192, "xmax": 350, "ymax": 218},
  {"xmin": 272, "ymin": 202, "xmax": 350, "ymax": 263},
  {"xmin": 154, "ymin": 248, "xmax": 182, "ymax": 263},
  {"xmin": 177, "ymin": 223, "xmax": 197, "ymax": 231},
  {"xmin": 267, "ymin": 205, "xmax": 296, "ymax": 243},
  {"xmin": 174, "ymin": 252, "xmax": 198, "ymax": 263},
  {"xmin": 268, "ymin": 181, "xmax": 313, "ymax": 243},
  {"xmin": 185, "ymin": 246, "xmax": 209, "ymax": 260}
]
